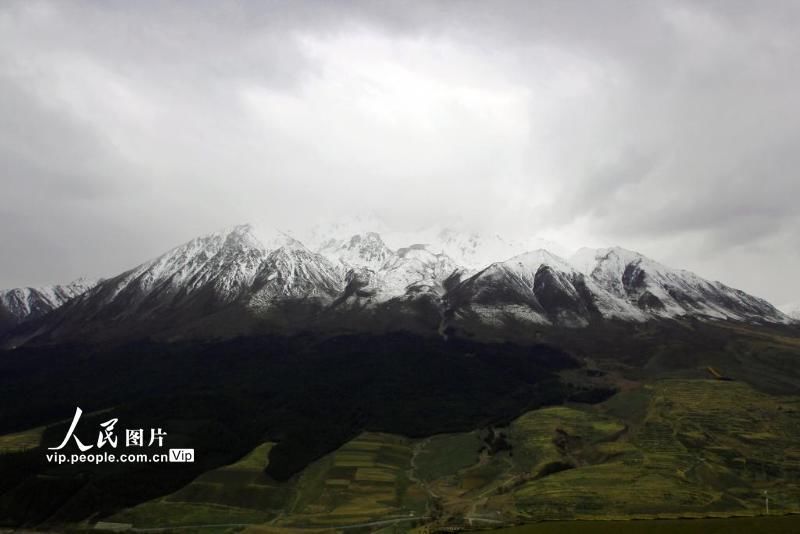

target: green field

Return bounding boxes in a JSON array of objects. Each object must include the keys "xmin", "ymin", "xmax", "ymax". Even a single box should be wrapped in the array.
[
  {"xmin": 100, "ymin": 378, "xmax": 800, "ymax": 530},
  {"xmin": 111, "ymin": 433, "xmax": 429, "ymax": 530},
  {"xmin": 280, "ymin": 432, "xmax": 427, "ymax": 527},
  {"xmin": 504, "ymin": 380, "xmax": 800, "ymax": 521},
  {"xmin": 109, "ymin": 442, "xmax": 285, "ymax": 528},
  {"xmin": 414, "ymin": 431, "xmax": 483, "ymax": 482}
]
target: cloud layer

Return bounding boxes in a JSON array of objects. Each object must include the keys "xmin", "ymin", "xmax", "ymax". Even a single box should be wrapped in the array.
[{"xmin": 1, "ymin": 0, "xmax": 798, "ymax": 306}]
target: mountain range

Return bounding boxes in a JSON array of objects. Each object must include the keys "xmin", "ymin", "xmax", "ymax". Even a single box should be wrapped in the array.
[
  {"xmin": 0, "ymin": 223, "xmax": 794, "ymax": 347},
  {"xmin": 2, "ymin": 223, "xmax": 800, "ymax": 531},
  {"xmin": 0, "ymin": 278, "xmax": 96, "ymax": 335}
]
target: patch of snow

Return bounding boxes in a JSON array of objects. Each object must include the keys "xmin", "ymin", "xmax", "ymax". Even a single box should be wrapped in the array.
[
  {"xmin": 570, "ymin": 247, "xmax": 789, "ymax": 323},
  {"xmin": 0, "ymin": 278, "xmax": 98, "ymax": 322}
]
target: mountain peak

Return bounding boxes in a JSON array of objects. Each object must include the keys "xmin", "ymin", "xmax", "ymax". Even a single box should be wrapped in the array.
[
  {"xmin": 228, "ymin": 224, "xmax": 301, "ymax": 252},
  {"xmin": 506, "ymin": 249, "xmax": 574, "ymax": 273},
  {"xmin": 318, "ymin": 231, "xmax": 394, "ymax": 271},
  {"xmin": 0, "ymin": 278, "xmax": 99, "ymax": 335},
  {"xmin": 4, "ymin": 222, "xmax": 794, "ymax": 346},
  {"xmin": 347, "ymin": 231, "xmax": 386, "ymax": 247}
]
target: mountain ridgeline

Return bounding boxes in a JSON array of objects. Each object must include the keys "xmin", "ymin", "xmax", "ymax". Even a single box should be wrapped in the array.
[
  {"xmin": 1, "ymin": 225, "xmax": 800, "ymax": 530},
  {"xmin": 0, "ymin": 224, "xmax": 793, "ymax": 347},
  {"xmin": 0, "ymin": 279, "xmax": 96, "ymax": 336}
]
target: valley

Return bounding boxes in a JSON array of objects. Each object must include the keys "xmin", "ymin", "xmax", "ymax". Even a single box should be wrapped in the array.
[
  {"xmin": 2, "ymin": 323, "xmax": 800, "ymax": 531},
  {"xmin": 97, "ymin": 378, "xmax": 800, "ymax": 530}
]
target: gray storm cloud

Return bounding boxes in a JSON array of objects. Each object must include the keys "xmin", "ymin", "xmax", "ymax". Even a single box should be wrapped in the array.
[{"xmin": 0, "ymin": 0, "xmax": 798, "ymax": 307}]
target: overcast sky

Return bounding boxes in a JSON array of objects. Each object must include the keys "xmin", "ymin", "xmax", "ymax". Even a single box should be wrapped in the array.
[{"xmin": 1, "ymin": 0, "xmax": 798, "ymax": 306}]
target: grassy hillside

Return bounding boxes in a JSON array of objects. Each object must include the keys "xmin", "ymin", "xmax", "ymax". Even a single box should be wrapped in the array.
[
  {"xmin": 0, "ymin": 333, "xmax": 591, "ymax": 526},
  {"xmin": 111, "ymin": 433, "xmax": 428, "ymax": 529},
  {"xmin": 280, "ymin": 432, "xmax": 427, "ymax": 527},
  {"xmin": 500, "ymin": 379, "xmax": 800, "ymax": 522},
  {"xmin": 3, "ymin": 324, "xmax": 800, "ymax": 530},
  {"xmin": 109, "ymin": 443, "xmax": 284, "ymax": 528},
  {"xmin": 103, "ymin": 378, "xmax": 800, "ymax": 531}
]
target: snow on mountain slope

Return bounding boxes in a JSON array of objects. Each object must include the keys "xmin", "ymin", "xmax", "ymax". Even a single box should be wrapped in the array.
[
  {"xmin": 7, "ymin": 222, "xmax": 794, "ymax": 346},
  {"xmin": 377, "ymin": 245, "xmax": 459, "ymax": 299},
  {"xmin": 311, "ymin": 223, "xmax": 568, "ymax": 300},
  {"xmin": 3, "ymin": 226, "xmax": 352, "ymax": 345},
  {"xmin": 30, "ymin": 224, "xmax": 328, "ymax": 328},
  {"xmin": 317, "ymin": 232, "xmax": 461, "ymax": 303},
  {"xmin": 248, "ymin": 237, "xmax": 344, "ymax": 307},
  {"xmin": 0, "ymin": 278, "xmax": 97, "ymax": 332},
  {"xmin": 318, "ymin": 232, "xmax": 394, "ymax": 272},
  {"xmin": 180, "ymin": 225, "xmax": 270, "ymax": 301},
  {"xmin": 420, "ymin": 228, "xmax": 570, "ymax": 271},
  {"xmin": 85, "ymin": 225, "xmax": 273, "ymax": 316},
  {"xmin": 571, "ymin": 247, "xmax": 791, "ymax": 323},
  {"xmin": 305, "ymin": 215, "xmax": 567, "ymax": 272},
  {"xmin": 304, "ymin": 214, "xmax": 391, "ymax": 251},
  {"xmin": 449, "ymin": 249, "xmax": 645, "ymax": 327}
]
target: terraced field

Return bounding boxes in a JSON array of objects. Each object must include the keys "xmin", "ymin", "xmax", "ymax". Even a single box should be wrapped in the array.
[
  {"xmin": 414, "ymin": 431, "xmax": 483, "ymax": 482},
  {"xmin": 507, "ymin": 380, "xmax": 800, "ymax": 520},
  {"xmin": 105, "ymin": 379, "xmax": 800, "ymax": 530},
  {"xmin": 111, "ymin": 433, "xmax": 428, "ymax": 530},
  {"xmin": 278, "ymin": 432, "xmax": 427, "ymax": 528},
  {"xmin": 109, "ymin": 443, "xmax": 285, "ymax": 527}
]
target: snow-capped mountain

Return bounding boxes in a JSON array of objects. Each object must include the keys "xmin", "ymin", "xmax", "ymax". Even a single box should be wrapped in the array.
[
  {"xmin": 379, "ymin": 245, "xmax": 459, "ymax": 298},
  {"xmin": 3, "ymin": 222, "xmax": 794, "ymax": 346},
  {"xmin": 25, "ymin": 225, "xmax": 346, "ymax": 336},
  {"xmin": 420, "ymin": 228, "xmax": 569, "ymax": 271},
  {"xmin": 0, "ymin": 278, "xmax": 97, "ymax": 334},
  {"xmin": 76, "ymin": 225, "xmax": 272, "ymax": 321},
  {"xmin": 307, "ymin": 216, "xmax": 567, "ymax": 271},
  {"xmin": 318, "ymin": 232, "xmax": 394, "ymax": 272},
  {"xmin": 448, "ymin": 249, "xmax": 646, "ymax": 328},
  {"xmin": 178, "ymin": 224, "xmax": 270, "ymax": 302},
  {"xmin": 248, "ymin": 237, "xmax": 343, "ymax": 307},
  {"xmin": 571, "ymin": 247, "xmax": 789, "ymax": 323},
  {"xmin": 320, "ymin": 232, "xmax": 460, "ymax": 303},
  {"xmin": 304, "ymin": 214, "xmax": 391, "ymax": 251}
]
